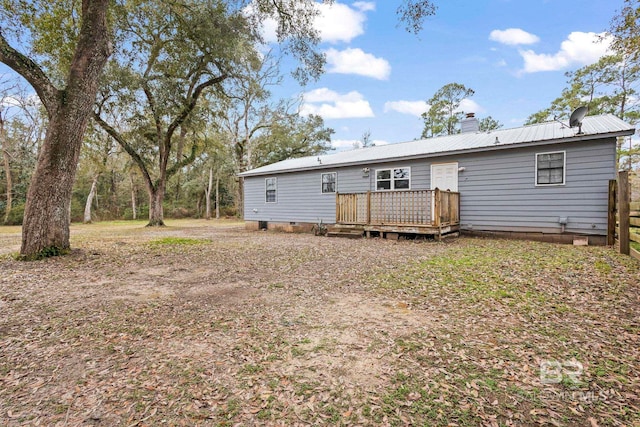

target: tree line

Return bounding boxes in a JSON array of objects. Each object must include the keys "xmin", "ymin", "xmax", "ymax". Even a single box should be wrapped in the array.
[
  {"xmin": 0, "ymin": 0, "xmax": 437, "ymax": 258},
  {"xmin": 0, "ymin": 0, "xmax": 638, "ymax": 259}
]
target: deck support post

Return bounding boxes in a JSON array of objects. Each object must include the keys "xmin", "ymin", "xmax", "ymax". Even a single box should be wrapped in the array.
[
  {"xmin": 366, "ymin": 191, "xmax": 371, "ymax": 225},
  {"xmin": 433, "ymin": 188, "xmax": 441, "ymax": 228},
  {"xmin": 434, "ymin": 188, "xmax": 441, "ymax": 241}
]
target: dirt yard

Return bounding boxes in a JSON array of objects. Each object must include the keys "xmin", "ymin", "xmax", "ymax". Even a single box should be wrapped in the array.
[{"xmin": 0, "ymin": 220, "xmax": 638, "ymax": 426}]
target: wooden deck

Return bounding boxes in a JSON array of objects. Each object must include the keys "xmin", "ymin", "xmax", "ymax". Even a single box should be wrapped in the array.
[{"xmin": 335, "ymin": 189, "xmax": 460, "ymax": 239}]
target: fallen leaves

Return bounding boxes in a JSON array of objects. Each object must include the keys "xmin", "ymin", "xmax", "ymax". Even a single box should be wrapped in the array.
[{"xmin": 0, "ymin": 224, "xmax": 638, "ymax": 426}]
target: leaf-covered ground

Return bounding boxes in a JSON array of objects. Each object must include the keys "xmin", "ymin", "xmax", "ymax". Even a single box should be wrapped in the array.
[{"xmin": 0, "ymin": 220, "xmax": 638, "ymax": 426}]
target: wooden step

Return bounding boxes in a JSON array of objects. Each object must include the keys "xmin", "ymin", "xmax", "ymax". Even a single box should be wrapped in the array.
[
  {"xmin": 327, "ymin": 233, "xmax": 364, "ymax": 239},
  {"xmin": 327, "ymin": 224, "xmax": 368, "ymax": 239}
]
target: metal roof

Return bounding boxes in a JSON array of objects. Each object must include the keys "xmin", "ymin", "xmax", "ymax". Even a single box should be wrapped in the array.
[{"xmin": 239, "ymin": 114, "xmax": 636, "ymax": 177}]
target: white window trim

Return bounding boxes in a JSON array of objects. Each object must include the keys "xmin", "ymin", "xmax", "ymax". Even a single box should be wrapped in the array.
[
  {"xmin": 535, "ymin": 150, "xmax": 566, "ymax": 187},
  {"xmin": 321, "ymin": 172, "xmax": 337, "ymax": 194},
  {"xmin": 265, "ymin": 177, "xmax": 277, "ymax": 203},
  {"xmin": 375, "ymin": 166, "xmax": 412, "ymax": 191}
]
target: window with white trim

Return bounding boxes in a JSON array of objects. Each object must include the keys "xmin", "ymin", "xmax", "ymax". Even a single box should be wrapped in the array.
[
  {"xmin": 265, "ymin": 177, "xmax": 277, "ymax": 202},
  {"xmin": 536, "ymin": 151, "xmax": 565, "ymax": 185},
  {"xmin": 376, "ymin": 167, "xmax": 411, "ymax": 190},
  {"xmin": 321, "ymin": 172, "xmax": 337, "ymax": 193}
]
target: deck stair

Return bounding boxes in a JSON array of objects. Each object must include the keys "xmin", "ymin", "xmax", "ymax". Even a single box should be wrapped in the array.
[{"xmin": 327, "ymin": 224, "xmax": 365, "ymax": 239}]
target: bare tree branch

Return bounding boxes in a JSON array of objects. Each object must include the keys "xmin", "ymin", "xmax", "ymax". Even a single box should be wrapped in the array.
[{"xmin": 0, "ymin": 33, "xmax": 60, "ymax": 115}]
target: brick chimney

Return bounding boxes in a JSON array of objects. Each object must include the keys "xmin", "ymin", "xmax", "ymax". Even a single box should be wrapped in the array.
[{"xmin": 461, "ymin": 112, "xmax": 479, "ymax": 133}]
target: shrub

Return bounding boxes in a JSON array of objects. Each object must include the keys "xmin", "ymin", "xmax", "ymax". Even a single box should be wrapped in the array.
[{"xmin": 3, "ymin": 203, "xmax": 25, "ymax": 226}]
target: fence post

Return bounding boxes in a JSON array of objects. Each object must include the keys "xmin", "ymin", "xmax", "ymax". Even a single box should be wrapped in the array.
[
  {"xmin": 619, "ymin": 171, "xmax": 630, "ymax": 255},
  {"xmin": 366, "ymin": 191, "xmax": 371, "ymax": 225},
  {"xmin": 608, "ymin": 180, "xmax": 617, "ymax": 246},
  {"xmin": 433, "ymin": 188, "xmax": 441, "ymax": 227}
]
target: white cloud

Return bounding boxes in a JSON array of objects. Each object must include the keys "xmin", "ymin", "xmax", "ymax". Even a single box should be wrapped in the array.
[
  {"xmin": 457, "ymin": 99, "xmax": 482, "ymax": 113},
  {"xmin": 325, "ymin": 48, "xmax": 391, "ymax": 80},
  {"xmin": 301, "ymin": 88, "xmax": 375, "ymax": 119},
  {"xmin": 332, "ymin": 139, "xmax": 360, "ymax": 149},
  {"xmin": 260, "ymin": 17, "xmax": 279, "ymax": 44},
  {"xmin": 0, "ymin": 96, "xmax": 21, "ymax": 108},
  {"xmin": 353, "ymin": 1, "xmax": 376, "ymax": 12},
  {"xmin": 337, "ymin": 138, "xmax": 389, "ymax": 149},
  {"xmin": 247, "ymin": 1, "xmax": 373, "ymax": 45},
  {"xmin": 384, "ymin": 99, "xmax": 481, "ymax": 116},
  {"xmin": 489, "ymin": 28, "xmax": 540, "ymax": 46},
  {"xmin": 520, "ymin": 31, "xmax": 613, "ymax": 73},
  {"xmin": 384, "ymin": 100, "xmax": 429, "ymax": 117},
  {"xmin": 242, "ymin": 2, "xmax": 278, "ymax": 43},
  {"xmin": 316, "ymin": 2, "xmax": 369, "ymax": 44}
]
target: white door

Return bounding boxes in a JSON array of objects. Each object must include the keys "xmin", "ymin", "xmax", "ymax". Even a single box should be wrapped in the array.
[{"xmin": 431, "ymin": 162, "xmax": 458, "ymax": 191}]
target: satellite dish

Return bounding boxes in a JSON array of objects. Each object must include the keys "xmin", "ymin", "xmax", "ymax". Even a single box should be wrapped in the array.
[{"xmin": 569, "ymin": 106, "xmax": 588, "ymax": 134}]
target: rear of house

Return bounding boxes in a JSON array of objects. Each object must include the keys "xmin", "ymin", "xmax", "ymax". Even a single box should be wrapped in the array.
[{"xmin": 240, "ymin": 114, "xmax": 635, "ymax": 243}]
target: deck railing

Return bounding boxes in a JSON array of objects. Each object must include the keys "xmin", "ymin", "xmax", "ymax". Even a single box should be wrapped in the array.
[{"xmin": 336, "ymin": 189, "xmax": 460, "ymax": 227}]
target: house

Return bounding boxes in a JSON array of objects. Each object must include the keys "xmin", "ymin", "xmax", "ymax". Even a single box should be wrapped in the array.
[{"xmin": 239, "ymin": 114, "xmax": 635, "ymax": 244}]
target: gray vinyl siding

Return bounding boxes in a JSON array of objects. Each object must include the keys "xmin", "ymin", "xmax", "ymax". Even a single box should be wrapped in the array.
[
  {"xmin": 244, "ymin": 138, "xmax": 616, "ymax": 235},
  {"xmin": 244, "ymin": 170, "xmax": 338, "ymax": 223},
  {"xmin": 455, "ymin": 139, "xmax": 615, "ymax": 235}
]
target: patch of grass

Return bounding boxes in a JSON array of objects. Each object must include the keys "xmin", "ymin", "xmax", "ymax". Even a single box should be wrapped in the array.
[
  {"xmin": 52, "ymin": 403, "xmax": 69, "ymax": 415},
  {"xmin": 218, "ymin": 397, "xmax": 241, "ymax": 421},
  {"xmin": 256, "ymin": 408, "xmax": 272, "ymax": 420},
  {"xmin": 295, "ymin": 381, "xmax": 319, "ymax": 396},
  {"xmin": 594, "ymin": 260, "xmax": 613, "ymax": 274},
  {"xmin": 240, "ymin": 363, "xmax": 263, "ymax": 375},
  {"xmin": 268, "ymin": 282, "xmax": 285, "ymax": 289},
  {"xmin": 148, "ymin": 237, "xmax": 209, "ymax": 246},
  {"xmin": 375, "ymin": 373, "xmax": 484, "ymax": 426},
  {"xmin": 591, "ymin": 360, "xmax": 630, "ymax": 382},
  {"xmin": 395, "ymin": 337, "xmax": 424, "ymax": 353},
  {"xmin": 17, "ymin": 246, "xmax": 70, "ymax": 261}
]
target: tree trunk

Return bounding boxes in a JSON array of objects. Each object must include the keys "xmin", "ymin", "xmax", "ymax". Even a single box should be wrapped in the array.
[
  {"xmin": 83, "ymin": 175, "xmax": 99, "ymax": 223},
  {"xmin": 130, "ymin": 174, "xmax": 137, "ymax": 220},
  {"xmin": 215, "ymin": 174, "xmax": 220, "ymax": 219},
  {"xmin": 109, "ymin": 170, "xmax": 118, "ymax": 217},
  {"xmin": 174, "ymin": 126, "xmax": 186, "ymax": 202},
  {"xmin": 21, "ymin": 107, "xmax": 100, "ymax": 256},
  {"xmin": 205, "ymin": 167, "xmax": 213, "ymax": 220},
  {"xmin": 236, "ymin": 176, "xmax": 244, "ymax": 219},
  {"xmin": 2, "ymin": 149, "xmax": 10, "ymax": 225},
  {"xmin": 3, "ymin": 0, "xmax": 112, "ymax": 258},
  {"xmin": 1, "ymin": 120, "xmax": 11, "ymax": 223},
  {"xmin": 148, "ymin": 187, "xmax": 165, "ymax": 226}
]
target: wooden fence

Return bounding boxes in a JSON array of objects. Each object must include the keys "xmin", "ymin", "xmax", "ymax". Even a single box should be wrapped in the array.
[
  {"xmin": 611, "ymin": 170, "xmax": 640, "ymax": 261},
  {"xmin": 336, "ymin": 189, "xmax": 460, "ymax": 228}
]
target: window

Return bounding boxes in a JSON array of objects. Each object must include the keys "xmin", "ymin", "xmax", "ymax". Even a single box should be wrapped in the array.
[
  {"xmin": 376, "ymin": 167, "xmax": 411, "ymax": 190},
  {"xmin": 536, "ymin": 151, "xmax": 565, "ymax": 185},
  {"xmin": 321, "ymin": 172, "xmax": 337, "ymax": 193},
  {"xmin": 265, "ymin": 177, "xmax": 277, "ymax": 202}
]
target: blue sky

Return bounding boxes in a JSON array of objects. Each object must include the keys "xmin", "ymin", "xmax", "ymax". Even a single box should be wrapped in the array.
[
  {"xmin": 269, "ymin": 0, "xmax": 624, "ymax": 149},
  {"xmin": 0, "ymin": 0, "xmax": 624, "ymax": 151}
]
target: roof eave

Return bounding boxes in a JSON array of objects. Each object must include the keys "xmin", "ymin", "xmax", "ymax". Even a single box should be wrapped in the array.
[{"xmin": 239, "ymin": 128, "xmax": 635, "ymax": 177}]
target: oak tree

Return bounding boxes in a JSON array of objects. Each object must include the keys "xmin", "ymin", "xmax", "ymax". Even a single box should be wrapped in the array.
[
  {"xmin": 0, "ymin": 0, "xmax": 437, "ymax": 256},
  {"xmin": 0, "ymin": 0, "xmax": 112, "ymax": 257}
]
